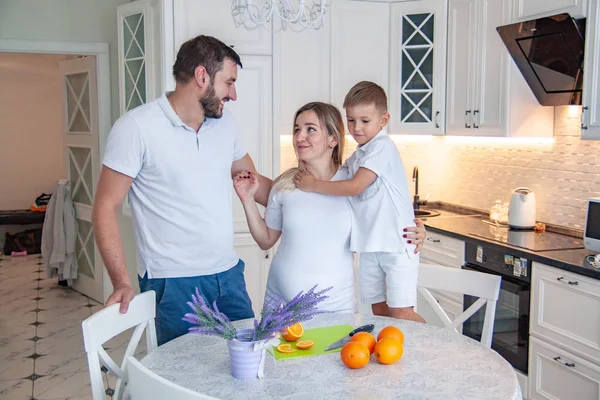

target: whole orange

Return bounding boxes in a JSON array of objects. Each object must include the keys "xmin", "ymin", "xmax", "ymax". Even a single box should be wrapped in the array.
[
  {"xmin": 340, "ymin": 341, "xmax": 371, "ymax": 369},
  {"xmin": 374, "ymin": 337, "xmax": 404, "ymax": 365},
  {"xmin": 349, "ymin": 331, "xmax": 377, "ymax": 355},
  {"xmin": 376, "ymin": 326, "xmax": 405, "ymax": 345}
]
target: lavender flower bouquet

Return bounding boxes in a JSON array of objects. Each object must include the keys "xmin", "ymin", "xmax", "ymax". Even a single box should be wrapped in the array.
[{"xmin": 183, "ymin": 285, "xmax": 332, "ymax": 342}]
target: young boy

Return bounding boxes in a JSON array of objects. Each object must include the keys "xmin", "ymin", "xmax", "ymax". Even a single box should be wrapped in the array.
[{"xmin": 294, "ymin": 81, "xmax": 425, "ymax": 322}]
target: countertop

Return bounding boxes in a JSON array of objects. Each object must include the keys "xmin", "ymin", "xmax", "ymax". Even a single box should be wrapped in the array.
[{"xmin": 420, "ymin": 208, "xmax": 600, "ymax": 280}]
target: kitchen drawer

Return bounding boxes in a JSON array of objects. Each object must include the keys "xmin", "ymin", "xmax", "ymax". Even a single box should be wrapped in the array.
[
  {"xmin": 529, "ymin": 336, "xmax": 600, "ymax": 400},
  {"xmin": 420, "ymin": 231, "xmax": 465, "ymax": 269},
  {"xmin": 531, "ymin": 262, "xmax": 600, "ymax": 365}
]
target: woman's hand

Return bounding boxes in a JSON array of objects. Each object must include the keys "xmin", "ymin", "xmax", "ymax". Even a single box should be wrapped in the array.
[
  {"xmin": 233, "ymin": 170, "xmax": 259, "ymax": 201},
  {"xmin": 404, "ymin": 218, "xmax": 427, "ymax": 254}
]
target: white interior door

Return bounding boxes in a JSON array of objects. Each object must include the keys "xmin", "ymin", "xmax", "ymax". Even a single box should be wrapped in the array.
[{"xmin": 59, "ymin": 56, "xmax": 103, "ymax": 302}]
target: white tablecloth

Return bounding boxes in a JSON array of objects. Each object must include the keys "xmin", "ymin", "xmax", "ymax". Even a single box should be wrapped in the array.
[{"xmin": 141, "ymin": 313, "xmax": 522, "ymax": 400}]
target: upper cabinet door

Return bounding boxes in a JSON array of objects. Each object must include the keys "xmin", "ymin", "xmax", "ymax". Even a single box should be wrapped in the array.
[
  {"xmin": 472, "ymin": 0, "xmax": 509, "ymax": 137},
  {"xmin": 273, "ymin": 26, "xmax": 330, "ymax": 137},
  {"xmin": 117, "ymin": 0, "xmax": 157, "ymax": 115},
  {"xmin": 513, "ymin": 0, "xmax": 587, "ymax": 20},
  {"xmin": 173, "ymin": 0, "xmax": 272, "ymax": 56},
  {"xmin": 389, "ymin": 0, "xmax": 447, "ymax": 135},
  {"xmin": 582, "ymin": 0, "xmax": 600, "ymax": 140},
  {"xmin": 330, "ymin": 0, "xmax": 390, "ymax": 110},
  {"xmin": 446, "ymin": 0, "xmax": 478, "ymax": 135}
]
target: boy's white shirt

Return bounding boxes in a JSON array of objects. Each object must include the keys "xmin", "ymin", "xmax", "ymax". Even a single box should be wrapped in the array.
[{"xmin": 344, "ymin": 129, "xmax": 416, "ymax": 256}]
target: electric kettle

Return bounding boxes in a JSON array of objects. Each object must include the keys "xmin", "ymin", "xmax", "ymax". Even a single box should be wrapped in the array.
[{"xmin": 508, "ymin": 187, "xmax": 536, "ymax": 229}]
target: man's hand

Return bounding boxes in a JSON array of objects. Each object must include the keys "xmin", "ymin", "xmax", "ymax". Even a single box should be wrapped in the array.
[
  {"xmin": 105, "ymin": 285, "xmax": 135, "ymax": 314},
  {"xmin": 294, "ymin": 171, "xmax": 317, "ymax": 192},
  {"xmin": 404, "ymin": 218, "xmax": 427, "ymax": 254},
  {"xmin": 233, "ymin": 170, "xmax": 259, "ymax": 201}
]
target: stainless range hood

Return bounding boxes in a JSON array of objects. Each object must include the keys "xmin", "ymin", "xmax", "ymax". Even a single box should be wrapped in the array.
[{"xmin": 496, "ymin": 14, "xmax": 585, "ymax": 106}]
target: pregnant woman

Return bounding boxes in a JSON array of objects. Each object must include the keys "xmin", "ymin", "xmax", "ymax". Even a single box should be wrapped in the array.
[{"xmin": 234, "ymin": 102, "xmax": 426, "ymax": 312}]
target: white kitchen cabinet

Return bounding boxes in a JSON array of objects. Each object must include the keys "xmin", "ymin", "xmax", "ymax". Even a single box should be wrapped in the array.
[
  {"xmin": 582, "ymin": 0, "xmax": 600, "ymax": 140},
  {"xmin": 447, "ymin": 0, "xmax": 508, "ymax": 136},
  {"xmin": 172, "ymin": 0, "xmax": 271, "ymax": 56},
  {"xmin": 529, "ymin": 337, "xmax": 600, "ymax": 400},
  {"xmin": 446, "ymin": 0, "xmax": 478, "ymax": 135},
  {"xmin": 118, "ymin": 0, "xmax": 161, "ymax": 216},
  {"xmin": 273, "ymin": 24, "xmax": 330, "ymax": 136},
  {"xmin": 513, "ymin": 0, "xmax": 587, "ymax": 21},
  {"xmin": 117, "ymin": 0, "xmax": 158, "ymax": 115},
  {"xmin": 235, "ymin": 233, "xmax": 272, "ymax": 317},
  {"xmin": 446, "ymin": 0, "xmax": 554, "ymax": 137},
  {"xmin": 226, "ymin": 55, "xmax": 273, "ymax": 233},
  {"xmin": 389, "ymin": 0, "xmax": 447, "ymax": 135},
  {"xmin": 420, "ymin": 231, "xmax": 466, "ymax": 269},
  {"xmin": 530, "ymin": 262, "xmax": 600, "ymax": 365},
  {"xmin": 330, "ymin": 0, "xmax": 390, "ymax": 111}
]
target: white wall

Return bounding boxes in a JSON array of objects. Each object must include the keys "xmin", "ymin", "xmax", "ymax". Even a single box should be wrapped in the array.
[
  {"xmin": 0, "ymin": 53, "xmax": 73, "ymax": 209},
  {"xmin": 0, "ymin": 0, "xmax": 130, "ymax": 124}
]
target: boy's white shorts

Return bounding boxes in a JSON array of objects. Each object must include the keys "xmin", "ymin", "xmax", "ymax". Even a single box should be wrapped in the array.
[{"xmin": 359, "ymin": 250, "xmax": 419, "ymax": 308}]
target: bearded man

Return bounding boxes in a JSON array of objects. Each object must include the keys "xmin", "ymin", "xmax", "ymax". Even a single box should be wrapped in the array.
[{"xmin": 93, "ymin": 35, "xmax": 272, "ymax": 345}]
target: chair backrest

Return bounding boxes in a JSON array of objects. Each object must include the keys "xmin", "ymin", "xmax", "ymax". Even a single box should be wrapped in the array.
[
  {"xmin": 82, "ymin": 291, "xmax": 158, "ymax": 400},
  {"xmin": 417, "ymin": 263, "xmax": 501, "ymax": 347},
  {"xmin": 126, "ymin": 357, "xmax": 218, "ymax": 400}
]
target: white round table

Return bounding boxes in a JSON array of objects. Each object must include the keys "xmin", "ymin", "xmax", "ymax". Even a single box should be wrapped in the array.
[{"xmin": 141, "ymin": 314, "xmax": 522, "ymax": 400}]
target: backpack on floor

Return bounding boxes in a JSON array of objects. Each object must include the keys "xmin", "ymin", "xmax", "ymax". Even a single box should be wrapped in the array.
[{"xmin": 3, "ymin": 228, "xmax": 42, "ymax": 255}]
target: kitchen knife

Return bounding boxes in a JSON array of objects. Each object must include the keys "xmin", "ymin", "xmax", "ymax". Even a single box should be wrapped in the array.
[{"xmin": 324, "ymin": 324, "xmax": 375, "ymax": 351}]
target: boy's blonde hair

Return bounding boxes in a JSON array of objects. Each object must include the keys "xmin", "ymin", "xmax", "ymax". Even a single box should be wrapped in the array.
[
  {"xmin": 275, "ymin": 102, "xmax": 346, "ymax": 191},
  {"xmin": 343, "ymin": 81, "xmax": 388, "ymax": 114}
]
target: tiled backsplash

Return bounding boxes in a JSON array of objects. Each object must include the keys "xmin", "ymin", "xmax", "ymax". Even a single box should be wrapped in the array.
[{"xmin": 280, "ymin": 106, "xmax": 600, "ymax": 229}]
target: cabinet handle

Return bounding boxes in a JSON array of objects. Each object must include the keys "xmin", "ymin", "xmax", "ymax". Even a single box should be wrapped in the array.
[
  {"xmin": 427, "ymin": 237, "xmax": 441, "ymax": 243},
  {"xmin": 473, "ymin": 110, "xmax": 479, "ymax": 129},
  {"xmin": 553, "ymin": 356, "xmax": 576, "ymax": 368},
  {"xmin": 435, "ymin": 111, "xmax": 440, "ymax": 128},
  {"xmin": 464, "ymin": 110, "xmax": 472, "ymax": 128},
  {"xmin": 582, "ymin": 106, "xmax": 588, "ymax": 131},
  {"xmin": 556, "ymin": 277, "xmax": 579, "ymax": 285}
]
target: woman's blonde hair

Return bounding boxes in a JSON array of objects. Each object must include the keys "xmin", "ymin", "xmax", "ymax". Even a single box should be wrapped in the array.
[{"xmin": 275, "ymin": 102, "xmax": 346, "ymax": 191}]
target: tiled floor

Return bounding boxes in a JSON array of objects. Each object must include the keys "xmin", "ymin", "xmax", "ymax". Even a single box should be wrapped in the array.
[{"xmin": 0, "ymin": 254, "xmax": 143, "ymax": 400}]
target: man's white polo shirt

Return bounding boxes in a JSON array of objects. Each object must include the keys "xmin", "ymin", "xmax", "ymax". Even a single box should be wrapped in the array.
[
  {"xmin": 102, "ymin": 93, "xmax": 246, "ymax": 279},
  {"xmin": 344, "ymin": 130, "xmax": 416, "ymax": 256}
]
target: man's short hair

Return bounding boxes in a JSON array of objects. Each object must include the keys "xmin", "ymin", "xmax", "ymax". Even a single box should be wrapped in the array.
[
  {"xmin": 173, "ymin": 35, "xmax": 242, "ymax": 84},
  {"xmin": 343, "ymin": 81, "xmax": 388, "ymax": 113}
]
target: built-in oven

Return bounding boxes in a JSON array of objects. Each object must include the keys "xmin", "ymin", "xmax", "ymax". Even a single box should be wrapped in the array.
[{"xmin": 462, "ymin": 242, "xmax": 530, "ymax": 374}]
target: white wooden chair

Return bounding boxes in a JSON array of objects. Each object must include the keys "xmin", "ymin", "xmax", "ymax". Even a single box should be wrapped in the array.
[
  {"xmin": 126, "ymin": 356, "xmax": 219, "ymax": 400},
  {"xmin": 417, "ymin": 263, "xmax": 501, "ymax": 348},
  {"xmin": 82, "ymin": 291, "xmax": 158, "ymax": 400}
]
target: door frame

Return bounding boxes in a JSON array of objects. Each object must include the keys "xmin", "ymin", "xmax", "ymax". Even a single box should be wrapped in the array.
[{"xmin": 0, "ymin": 39, "xmax": 113, "ymax": 302}]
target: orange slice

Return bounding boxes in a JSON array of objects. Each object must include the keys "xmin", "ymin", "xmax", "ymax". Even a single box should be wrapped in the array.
[
  {"xmin": 296, "ymin": 340, "xmax": 314, "ymax": 350},
  {"xmin": 276, "ymin": 344, "xmax": 296, "ymax": 353},
  {"xmin": 281, "ymin": 323, "xmax": 304, "ymax": 342}
]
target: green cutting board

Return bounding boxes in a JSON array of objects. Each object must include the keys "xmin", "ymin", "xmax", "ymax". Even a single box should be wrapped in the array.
[{"xmin": 269, "ymin": 324, "xmax": 353, "ymax": 360}]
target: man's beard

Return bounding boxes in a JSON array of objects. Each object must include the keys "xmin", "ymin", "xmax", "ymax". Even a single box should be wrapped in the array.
[{"xmin": 200, "ymin": 82, "xmax": 225, "ymax": 119}]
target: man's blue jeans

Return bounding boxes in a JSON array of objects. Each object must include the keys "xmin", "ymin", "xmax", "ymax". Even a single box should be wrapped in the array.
[{"xmin": 138, "ymin": 259, "xmax": 254, "ymax": 346}]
